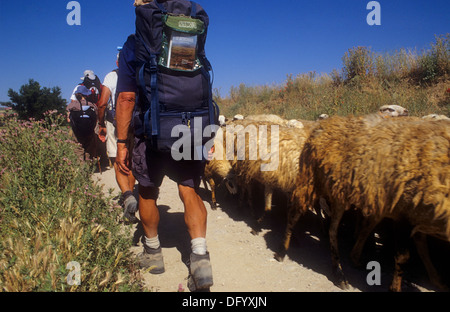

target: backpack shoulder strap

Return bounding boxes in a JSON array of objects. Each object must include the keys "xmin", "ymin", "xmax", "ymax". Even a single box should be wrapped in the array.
[
  {"xmin": 190, "ymin": 1, "xmax": 197, "ymax": 17},
  {"xmin": 155, "ymin": 1, "xmax": 197, "ymax": 17},
  {"xmin": 154, "ymin": 0, "xmax": 167, "ymax": 13}
]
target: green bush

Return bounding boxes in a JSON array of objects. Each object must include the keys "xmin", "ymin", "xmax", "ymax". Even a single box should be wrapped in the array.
[
  {"xmin": 1, "ymin": 79, "xmax": 67, "ymax": 121},
  {"xmin": 342, "ymin": 46, "xmax": 375, "ymax": 82},
  {"xmin": 0, "ymin": 111, "xmax": 142, "ymax": 292}
]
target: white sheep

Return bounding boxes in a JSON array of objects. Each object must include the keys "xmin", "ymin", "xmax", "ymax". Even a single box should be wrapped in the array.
[
  {"xmin": 218, "ymin": 115, "xmax": 227, "ymax": 126},
  {"xmin": 227, "ymin": 119, "xmax": 313, "ymax": 233},
  {"xmin": 422, "ymin": 114, "xmax": 450, "ymax": 120},
  {"xmin": 379, "ymin": 105, "xmax": 409, "ymax": 117}
]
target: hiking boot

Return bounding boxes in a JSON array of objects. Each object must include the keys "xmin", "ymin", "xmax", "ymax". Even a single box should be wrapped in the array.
[
  {"xmin": 123, "ymin": 195, "xmax": 138, "ymax": 224},
  {"xmin": 136, "ymin": 247, "xmax": 165, "ymax": 274},
  {"xmin": 187, "ymin": 252, "xmax": 213, "ymax": 291}
]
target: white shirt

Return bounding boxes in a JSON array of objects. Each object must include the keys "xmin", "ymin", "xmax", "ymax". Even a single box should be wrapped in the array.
[
  {"xmin": 103, "ymin": 70, "xmax": 118, "ymax": 110},
  {"xmin": 69, "ymin": 85, "xmax": 78, "ymax": 101}
]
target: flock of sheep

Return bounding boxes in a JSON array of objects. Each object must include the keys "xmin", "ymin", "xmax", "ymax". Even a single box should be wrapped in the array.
[{"xmin": 202, "ymin": 105, "xmax": 450, "ymax": 292}]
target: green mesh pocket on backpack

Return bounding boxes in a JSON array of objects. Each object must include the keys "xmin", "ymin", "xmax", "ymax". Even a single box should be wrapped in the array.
[{"xmin": 159, "ymin": 15, "xmax": 205, "ymax": 72}]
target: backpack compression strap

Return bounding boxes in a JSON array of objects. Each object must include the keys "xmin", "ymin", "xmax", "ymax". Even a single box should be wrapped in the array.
[
  {"xmin": 141, "ymin": 0, "xmax": 199, "ymax": 141},
  {"xmin": 199, "ymin": 57, "xmax": 217, "ymax": 127},
  {"xmin": 135, "ymin": 32, "xmax": 160, "ymax": 139}
]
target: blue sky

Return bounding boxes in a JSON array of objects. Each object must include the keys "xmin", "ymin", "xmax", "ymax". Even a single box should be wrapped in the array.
[{"xmin": 0, "ymin": 0, "xmax": 448, "ymax": 103}]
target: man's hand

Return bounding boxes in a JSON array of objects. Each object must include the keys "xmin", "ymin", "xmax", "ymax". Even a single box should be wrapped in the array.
[
  {"xmin": 98, "ymin": 125, "xmax": 107, "ymax": 143},
  {"xmin": 116, "ymin": 143, "xmax": 131, "ymax": 175}
]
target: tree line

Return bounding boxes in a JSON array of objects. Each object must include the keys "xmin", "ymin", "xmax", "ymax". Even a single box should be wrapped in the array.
[{"xmin": 1, "ymin": 79, "xmax": 67, "ymax": 120}]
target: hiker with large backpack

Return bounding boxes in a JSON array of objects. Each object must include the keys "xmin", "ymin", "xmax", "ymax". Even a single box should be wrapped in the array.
[
  {"xmin": 115, "ymin": 0, "xmax": 218, "ymax": 291},
  {"xmin": 67, "ymin": 85, "xmax": 98, "ymax": 160},
  {"xmin": 97, "ymin": 52, "xmax": 138, "ymax": 224},
  {"xmin": 70, "ymin": 70, "xmax": 103, "ymax": 105},
  {"xmin": 68, "ymin": 70, "xmax": 108, "ymax": 168}
]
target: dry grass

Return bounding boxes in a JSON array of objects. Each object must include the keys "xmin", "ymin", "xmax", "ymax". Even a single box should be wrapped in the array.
[
  {"xmin": 0, "ymin": 112, "xmax": 142, "ymax": 292},
  {"xmin": 216, "ymin": 34, "xmax": 450, "ymax": 120}
]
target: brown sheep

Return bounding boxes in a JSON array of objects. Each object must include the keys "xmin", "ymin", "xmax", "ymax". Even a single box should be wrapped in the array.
[
  {"xmin": 275, "ymin": 114, "xmax": 450, "ymax": 291},
  {"xmin": 202, "ymin": 126, "xmax": 236, "ymax": 209},
  {"xmin": 245, "ymin": 114, "xmax": 288, "ymax": 125},
  {"xmin": 202, "ymin": 159, "xmax": 236, "ymax": 210}
]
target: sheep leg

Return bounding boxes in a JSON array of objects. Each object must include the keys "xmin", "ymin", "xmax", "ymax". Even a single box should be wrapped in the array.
[
  {"xmin": 207, "ymin": 178, "xmax": 217, "ymax": 210},
  {"xmin": 389, "ymin": 219, "xmax": 411, "ymax": 292},
  {"xmin": 390, "ymin": 249, "xmax": 410, "ymax": 292},
  {"xmin": 251, "ymin": 186, "xmax": 273, "ymax": 235},
  {"xmin": 237, "ymin": 179, "xmax": 248, "ymax": 210},
  {"xmin": 413, "ymin": 233, "xmax": 449, "ymax": 291},
  {"xmin": 240, "ymin": 182, "xmax": 254, "ymax": 216},
  {"xmin": 263, "ymin": 186, "xmax": 273, "ymax": 214},
  {"xmin": 350, "ymin": 216, "xmax": 381, "ymax": 267},
  {"xmin": 247, "ymin": 183, "xmax": 255, "ymax": 216},
  {"xmin": 238, "ymin": 180, "xmax": 258, "ymax": 221},
  {"xmin": 314, "ymin": 197, "xmax": 330, "ymax": 236},
  {"xmin": 237, "ymin": 184, "xmax": 245, "ymax": 209},
  {"xmin": 202, "ymin": 177, "xmax": 218, "ymax": 210},
  {"xmin": 257, "ymin": 185, "xmax": 273, "ymax": 223},
  {"xmin": 274, "ymin": 204, "xmax": 303, "ymax": 262},
  {"xmin": 260, "ymin": 185, "xmax": 274, "ymax": 223},
  {"xmin": 202, "ymin": 177, "xmax": 208, "ymax": 192},
  {"xmin": 329, "ymin": 206, "xmax": 349, "ymax": 289}
]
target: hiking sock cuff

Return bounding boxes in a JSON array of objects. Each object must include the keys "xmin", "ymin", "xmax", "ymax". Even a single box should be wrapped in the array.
[
  {"xmin": 144, "ymin": 235, "xmax": 161, "ymax": 251},
  {"xmin": 191, "ymin": 237, "xmax": 207, "ymax": 255}
]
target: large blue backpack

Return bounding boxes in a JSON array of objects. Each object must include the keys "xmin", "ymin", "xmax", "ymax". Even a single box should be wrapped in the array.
[{"xmin": 135, "ymin": 0, "xmax": 219, "ymax": 159}]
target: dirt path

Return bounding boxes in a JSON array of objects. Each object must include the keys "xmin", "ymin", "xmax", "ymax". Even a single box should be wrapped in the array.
[{"xmin": 93, "ymin": 167, "xmax": 437, "ymax": 293}]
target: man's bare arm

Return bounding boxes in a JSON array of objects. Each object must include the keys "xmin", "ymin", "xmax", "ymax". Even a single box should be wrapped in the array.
[
  {"xmin": 115, "ymin": 92, "xmax": 136, "ymax": 174},
  {"xmin": 97, "ymin": 87, "xmax": 111, "ymax": 142},
  {"xmin": 97, "ymin": 86, "xmax": 111, "ymax": 126},
  {"xmin": 116, "ymin": 92, "xmax": 135, "ymax": 140}
]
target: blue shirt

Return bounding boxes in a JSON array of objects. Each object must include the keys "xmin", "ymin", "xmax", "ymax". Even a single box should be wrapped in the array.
[{"xmin": 116, "ymin": 34, "xmax": 137, "ymax": 94}]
